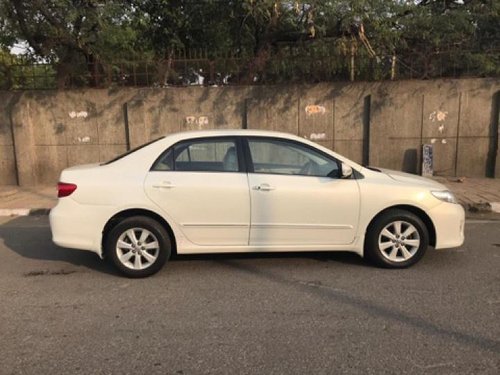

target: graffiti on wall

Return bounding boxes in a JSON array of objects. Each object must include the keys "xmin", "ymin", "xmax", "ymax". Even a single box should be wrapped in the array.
[
  {"xmin": 305, "ymin": 105, "xmax": 326, "ymax": 116},
  {"xmin": 185, "ymin": 115, "xmax": 209, "ymax": 128},
  {"xmin": 68, "ymin": 111, "xmax": 88, "ymax": 119},
  {"xmin": 429, "ymin": 109, "xmax": 448, "ymax": 145},
  {"xmin": 429, "ymin": 110, "xmax": 448, "ymax": 123},
  {"xmin": 422, "ymin": 144, "xmax": 434, "ymax": 177},
  {"xmin": 309, "ymin": 133, "xmax": 327, "ymax": 140},
  {"xmin": 77, "ymin": 136, "xmax": 91, "ymax": 143}
]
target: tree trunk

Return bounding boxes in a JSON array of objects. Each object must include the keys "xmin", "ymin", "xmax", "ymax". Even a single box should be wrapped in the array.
[
  {"xmin": 350, "ymin": 41, "xmax": 356, "ymax": 82},
  {"xmin": 391, "ymin": 53, "xmax": 397, "ymax": 80}
]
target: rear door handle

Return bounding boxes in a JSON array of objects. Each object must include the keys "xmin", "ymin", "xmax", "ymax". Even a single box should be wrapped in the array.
[
  {"xmin": 252, "ymin": 183, "xmax": 275, "ymax": 191},
  {"xmin": 152, "ymin": 181, "xmax": 176, "ymax": 189}
]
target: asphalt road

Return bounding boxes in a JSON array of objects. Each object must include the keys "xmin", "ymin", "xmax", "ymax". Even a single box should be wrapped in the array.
[{"xmin": 0, "ymin": 216, "xmax": 499, "ymax": 375}]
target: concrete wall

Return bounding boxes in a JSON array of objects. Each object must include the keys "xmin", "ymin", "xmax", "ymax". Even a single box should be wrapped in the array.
[
  {"xmin": 370, "ymin": 79, "xmax": 500, "ymax": 177},
  {"xmin": 0, "ymin": 92, "xmax": 18, "ymax": 185},
  {"xmin": 0, "ymin": 78, "xmax": 499, "ymax": 186}
]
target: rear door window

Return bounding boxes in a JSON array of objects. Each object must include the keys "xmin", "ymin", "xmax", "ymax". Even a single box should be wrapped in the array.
[{"xmin": 152, "ymin": 138, "xmax": 241, "ymax": 173}]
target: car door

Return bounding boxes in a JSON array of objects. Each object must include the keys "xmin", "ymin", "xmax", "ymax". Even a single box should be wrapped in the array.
[
  {"xmin": 144, "ymin": 137, "xmax": 250, "ymax": 246},
  {"xmin": 245, "ymin": 137, "xmax": 360, "ymax": 246}
]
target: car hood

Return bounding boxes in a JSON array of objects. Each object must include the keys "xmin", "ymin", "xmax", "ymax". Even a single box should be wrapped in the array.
[{"xmin": 376, "ymin": 168, "xmax": 447, "ymax": 190}]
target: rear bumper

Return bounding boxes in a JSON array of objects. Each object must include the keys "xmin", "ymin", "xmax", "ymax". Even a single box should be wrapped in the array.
[
  {"xmin": 428, "ymin": 202, "xmax": 465, "ymax": 249},
  {"xmin": 49, "ymin": 198, "xmax": 108, "ymax": 256}
]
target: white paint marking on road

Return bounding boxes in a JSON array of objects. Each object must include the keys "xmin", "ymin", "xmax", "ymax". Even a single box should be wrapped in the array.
[
  {"xmin": 411, "ymin": 360, "xmax": 455, "ymax": 370},
  {"xmin": 0, "ymin": 209, "xmax": 30, "ymax": 217}
]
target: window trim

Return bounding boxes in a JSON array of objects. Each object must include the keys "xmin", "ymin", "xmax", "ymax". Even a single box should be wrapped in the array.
[
  {"xmin": 242, "ymin": 136, "xmax": 342, "ymax": 179},
  {"xmin": 150, "ymin": 136, "xmax": 247, "ymax": 173}
]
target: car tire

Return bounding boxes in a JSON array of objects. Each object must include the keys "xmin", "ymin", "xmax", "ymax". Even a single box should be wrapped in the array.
[
  {"xmin": 364, "ymin": 209, "xmax": 429, "ymax": 268},
  {"xmin": 106, "ymin": 216, "xmax": 171, "ymax": 278}
]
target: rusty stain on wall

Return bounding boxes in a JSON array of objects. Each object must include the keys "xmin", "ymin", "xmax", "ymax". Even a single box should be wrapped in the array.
[
  {"xmin": 305, "ymin": 105, "xmax": 326, "ymax": 115},
  {"xmin": 54, "ymin": 123, "xmax": 65, "ymax": 134}
]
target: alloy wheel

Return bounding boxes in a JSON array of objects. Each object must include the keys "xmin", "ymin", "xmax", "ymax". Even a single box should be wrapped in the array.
[
  {"xmin": 378, "ymin": 220, "xmax": 421, "ymax": 262},
  {"xmin": 115, "ymin": 228, "xmax": 160, "ymax": 270}
]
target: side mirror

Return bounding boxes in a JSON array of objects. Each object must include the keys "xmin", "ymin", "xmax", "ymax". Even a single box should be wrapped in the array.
[{"xmin": 341, "ymin": 163, "xmax": 353, "ymax": 179}]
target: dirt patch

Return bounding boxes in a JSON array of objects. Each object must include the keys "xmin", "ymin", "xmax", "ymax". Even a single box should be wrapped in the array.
[{"xmin": 24, "ymin": 269, "xmax": 77, "ymax": 277}]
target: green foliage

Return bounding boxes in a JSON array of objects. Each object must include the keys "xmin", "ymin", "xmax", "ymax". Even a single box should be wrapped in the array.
[
  {"xmin": 0, "ymin": 49, "xmax": 56, "ymax": 89},
  {"xmin": 0, "ymin": 0, "xmax": 498, "ymax": 88}
]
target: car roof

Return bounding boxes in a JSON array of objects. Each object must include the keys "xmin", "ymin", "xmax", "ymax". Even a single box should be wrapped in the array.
[{"xmin": 163, "ymin": 129, "xmax": 305, "ymax": 143}]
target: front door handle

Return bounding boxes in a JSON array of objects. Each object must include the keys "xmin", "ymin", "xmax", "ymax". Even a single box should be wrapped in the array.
[
  {"xmin": 152, "ymin": 181, "xmax": 176, "ymax": 189},
  {"xmin": 252, "ymin": 183, "xmax": 275, "ymax": 191}
]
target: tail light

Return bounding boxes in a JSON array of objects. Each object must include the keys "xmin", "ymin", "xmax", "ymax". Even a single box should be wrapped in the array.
[{"xmin": 57, "ymin": 182, "xmax": 77, "ymax": 198}]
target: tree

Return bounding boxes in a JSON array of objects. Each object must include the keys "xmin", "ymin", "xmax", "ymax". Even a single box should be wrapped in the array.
[
  {"xmin": 0, "ymin": 0, "xmax": 497, "ymax": 87},
  {"xmin": 0, "ymin": 0, "xmax": 141, "ymax": 87}
]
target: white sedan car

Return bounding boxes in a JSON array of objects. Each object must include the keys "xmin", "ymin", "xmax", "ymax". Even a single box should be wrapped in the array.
[{"xmin": 50, "ymin": 130, "xmax": 465, "ymax": 277}]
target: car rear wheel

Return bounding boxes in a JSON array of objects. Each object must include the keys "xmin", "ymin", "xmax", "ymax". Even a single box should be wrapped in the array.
[
  {"xmin": 106, "ymin": 216, "xmax": 171, "ymax": 277},
  {"xmin": 365, "ymin": 209, "xmax": 429, "ymax": 268}
]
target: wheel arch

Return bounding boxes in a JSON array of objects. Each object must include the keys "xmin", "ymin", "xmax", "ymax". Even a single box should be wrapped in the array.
[
  {"xmin": 101, "ymin": 208, "xmax": 177, "ymax": 257},
  {"xmin": 365, "ymin": 205, "xmax": 436, "ymax": 247}
]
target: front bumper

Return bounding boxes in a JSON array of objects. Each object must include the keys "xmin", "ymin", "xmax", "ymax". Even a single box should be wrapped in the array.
[{"xmin": 428, "ymin": 202, "xmax": 465, "ymax": 249}]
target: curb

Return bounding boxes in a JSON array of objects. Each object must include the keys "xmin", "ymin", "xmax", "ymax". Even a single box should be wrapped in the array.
[
  {"xmin": 491, "ymin": 202, "xmax": 500, "ymax": 214},
  {"xmin": 0, "ymin": 208, "xmax": 51, "ymax": 217},
  {"xmin": 464, "ymin": 201, "xmax": 500, "ymax": 214},
  {"xmin": 464, "ymin": 202, "xmax": 492, "ymax": 213}
]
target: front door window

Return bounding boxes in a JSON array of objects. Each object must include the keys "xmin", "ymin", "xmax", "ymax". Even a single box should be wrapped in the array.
[{"xmin": 248, "ymin": 139, "xmax": 339, "ymax": 178}]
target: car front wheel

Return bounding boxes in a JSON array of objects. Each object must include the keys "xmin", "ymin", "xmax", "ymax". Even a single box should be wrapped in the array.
[
  {"xmin": 365, "ymin": 209, "xmax": 429, "ymax": 268},
  {"xmin": 106, "ymin": 216, "xmax": 171, "ymax": 277}
]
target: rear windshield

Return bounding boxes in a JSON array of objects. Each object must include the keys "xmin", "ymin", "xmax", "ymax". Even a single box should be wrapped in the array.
[{"xmin": 103, "ymin": 137, "xmax": 165, "ymax": 165}]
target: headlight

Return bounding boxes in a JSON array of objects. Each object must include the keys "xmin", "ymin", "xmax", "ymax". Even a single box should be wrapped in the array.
[{"xmin": 431, "ymin": 190, "xmax": 457, "ymax": 204}]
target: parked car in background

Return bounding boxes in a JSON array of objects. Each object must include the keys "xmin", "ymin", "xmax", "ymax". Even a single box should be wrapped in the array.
[{"xmin": 50, "ymin": 130, "xmax": 465, "ymax": 277}]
